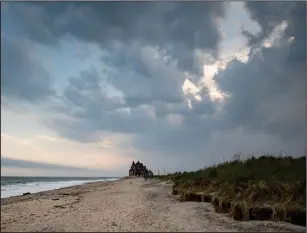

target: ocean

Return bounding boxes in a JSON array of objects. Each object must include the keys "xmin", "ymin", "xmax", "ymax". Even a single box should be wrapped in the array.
[{"xmin": 1, "ymin": 176, "xmax": 120, "ymax": 198}]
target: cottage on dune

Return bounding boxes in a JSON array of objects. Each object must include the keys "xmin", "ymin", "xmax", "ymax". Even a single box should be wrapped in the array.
[{"xmin": 129, "ymin": 161, "xmax": 154, "ymax": 178}]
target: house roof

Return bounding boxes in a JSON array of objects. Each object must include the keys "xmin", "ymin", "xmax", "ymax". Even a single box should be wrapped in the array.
[{"xmin": 130, "ymin": 161, "xmax": 136, "ymax": 169}]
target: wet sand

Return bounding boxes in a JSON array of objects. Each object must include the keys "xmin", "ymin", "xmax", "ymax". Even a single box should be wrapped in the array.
[{"xmin": 1, "ymin": 178, "xmax": 305, "ymax": 232}]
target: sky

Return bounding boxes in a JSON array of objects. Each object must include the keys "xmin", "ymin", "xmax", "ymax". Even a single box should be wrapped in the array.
[{"xmin": 1, "ymin": 2, "xmax": 306, "ymax": 177}]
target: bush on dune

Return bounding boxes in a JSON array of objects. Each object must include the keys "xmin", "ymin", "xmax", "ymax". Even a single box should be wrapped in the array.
[{"xmin": 157, "ymin": 154, "xmax": 306, "ymax": 211}]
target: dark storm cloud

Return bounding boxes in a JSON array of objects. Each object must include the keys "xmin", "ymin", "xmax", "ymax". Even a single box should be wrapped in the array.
[
  {"xmin": 2, "ymin": 2, "xmax": 306, "ymax": 167},
  {"xmin": 282, "ymin": 2, "xmax": 306, "ymax": 66},
  {"xmin": 1, "ymin": 36, "xmax": 55, "ymax": 102},
  {"xmin": 46, "ymin": 1, "xmax": 305, "ymax": 159},
  {"xmin": 134, "ymin": 2, "xmax": 306, "ymax": 156},
  {"xmin": 216, "ymin": 46, "xmax": 305, "ymax": 140},
  {"xmin": 6, "ymin": 2, "xmax": 225, "ymax": 75},
  {"xmin": 134, "ymin": 115, "xmax": 216, "ymax": 156},
  {"xmin": 244, "ymin": 2, "xmax": 297, "ymax": 42},
  {"xmin": 244, "ymin": 1, "xmax": 306, "ymax": 65},
  {"xmin": 215, "ymin": 2, "xmax": 306, "ymax": 143}
]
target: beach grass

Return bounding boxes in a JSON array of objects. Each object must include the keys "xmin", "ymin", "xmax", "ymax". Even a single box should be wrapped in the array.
[{"xmin": 155, "ymin": 154, "xmax": 306, "ymax": 225}]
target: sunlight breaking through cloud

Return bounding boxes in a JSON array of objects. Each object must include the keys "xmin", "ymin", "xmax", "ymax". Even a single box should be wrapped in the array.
[{"xmin": 262, "ymin": 21, "xmax": 288, "ymax": 48}]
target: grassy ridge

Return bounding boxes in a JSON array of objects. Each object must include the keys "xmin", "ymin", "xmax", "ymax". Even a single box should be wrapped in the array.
[{"xmin": 156, "ymin": 155, "xmax": 306, "ymax": 222}]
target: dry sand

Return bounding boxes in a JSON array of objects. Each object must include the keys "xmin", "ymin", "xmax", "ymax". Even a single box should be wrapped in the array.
[{"xmin": 1, "ymin": 178, "xmax": 305, "ymax": 232}]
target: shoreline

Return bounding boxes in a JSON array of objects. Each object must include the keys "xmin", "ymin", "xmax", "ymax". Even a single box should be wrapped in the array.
[
  {"xmin": 1, "ymin": 177, "xmax": 121, "ymax": 199},
  {"xmin": 1, "ymin": 178, "xmax": 122, "ymax": 205},
  {"xmin": 1, "ymin": 178, "xmax": 306, "ymax": 232}
]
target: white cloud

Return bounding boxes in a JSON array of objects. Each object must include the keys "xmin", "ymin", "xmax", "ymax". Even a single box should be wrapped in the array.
[
  {"xmin": 262, "ymin": 21, "xmax": 288, "ymax": 48},
  {"xmin": 182, "ymin": 78, "xmax": 202, "ymax": 103}
]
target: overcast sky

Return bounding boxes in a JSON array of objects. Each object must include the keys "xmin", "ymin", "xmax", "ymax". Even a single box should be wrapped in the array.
[{"xmin": 1, "ymin": 2, "xmax": 306, "ymax": 177}]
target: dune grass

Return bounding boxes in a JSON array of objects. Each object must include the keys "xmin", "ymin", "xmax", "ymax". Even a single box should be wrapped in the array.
[{"xmin": 156, "ymin": 154, "xmax": 306, "ymax": 222}]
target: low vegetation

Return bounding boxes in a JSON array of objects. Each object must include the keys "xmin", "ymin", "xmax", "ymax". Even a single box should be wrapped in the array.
[{"xmin": 156, "ymin": 154, "xmax": 306, "ymax": 226}]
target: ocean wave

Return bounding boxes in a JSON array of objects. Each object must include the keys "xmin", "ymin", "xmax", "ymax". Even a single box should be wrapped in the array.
[{"xmin": 1, "ymin": 178, "xmax": 118, "ymax": 198}]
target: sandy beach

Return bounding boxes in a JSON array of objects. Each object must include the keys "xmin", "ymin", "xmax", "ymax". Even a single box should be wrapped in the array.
[{"xmin": 1, "ymin": 178, "xmax": 305, "ymax": 232}]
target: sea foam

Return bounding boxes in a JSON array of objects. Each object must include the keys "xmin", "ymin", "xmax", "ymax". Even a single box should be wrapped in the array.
[{"xmin": 1, "ymin": 178, "xmax": 118, "ymax": 198}]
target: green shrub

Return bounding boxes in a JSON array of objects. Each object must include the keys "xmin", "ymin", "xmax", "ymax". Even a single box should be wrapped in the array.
[{"xmin": 156, "ymin": 154, "xmax": 306, "ymax": 210}]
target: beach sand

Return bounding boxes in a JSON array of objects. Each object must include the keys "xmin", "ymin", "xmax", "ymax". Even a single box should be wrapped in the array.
[{"xmin": 1, "ymin": 178, "xmax": 305, "ymax": 232}]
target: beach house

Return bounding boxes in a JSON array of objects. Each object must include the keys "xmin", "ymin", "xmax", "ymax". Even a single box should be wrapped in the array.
[{"xmin": 129, "ymin": 161, "xmax": 154, "ymax": 178}]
